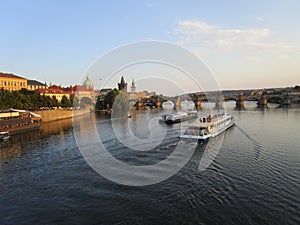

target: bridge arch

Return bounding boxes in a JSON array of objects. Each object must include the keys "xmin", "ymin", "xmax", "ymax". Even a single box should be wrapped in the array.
[
  {"xmin": 267, "ymin": 96, "xmax": 284, "ymax": 104},
  {"xmin": 291, "ymin": 96, "xmax": 300, "ymax": 103}
]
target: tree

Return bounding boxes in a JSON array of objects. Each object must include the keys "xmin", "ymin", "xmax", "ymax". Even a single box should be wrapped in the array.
[
  {"xmin": 111, "ymin": 90, "xmax": 128, "ymax": 117},
  {"xmin": 104, "ymin": 88, "xmax": 119, "ymax": 109},
  {"xmin": 61, "ymin": 95, "xmax": 71, "ymax": 108},
  {"xmin": 50, "ymin": 96, "xmax": 59, "ymax": 108},
  {"xmin": 95, "ymin": 95, "xmax": 105, "ymax": 110}
]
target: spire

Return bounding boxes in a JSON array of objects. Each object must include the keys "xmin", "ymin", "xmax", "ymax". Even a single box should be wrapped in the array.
[
  {"xmin": 118, "ymin": 76, "xmax": 127, "ymax": 93},
  {"xmin": 121, "ymin": 76, "xmax": 125, "ymax": 85},
  {"xmin": 131, "ymin": 78, "xmax": 135, "ymax": 88}
]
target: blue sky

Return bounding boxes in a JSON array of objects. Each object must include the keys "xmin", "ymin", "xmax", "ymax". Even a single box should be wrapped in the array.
[{"xmin": 0, "ymin": 0, "xmax": 299, "ymax": 94}]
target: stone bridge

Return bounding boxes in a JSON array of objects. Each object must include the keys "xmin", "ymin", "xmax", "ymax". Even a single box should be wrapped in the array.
[{"xmin": 129, "ymin": 92, "xmax": 300, "ymax": 110}]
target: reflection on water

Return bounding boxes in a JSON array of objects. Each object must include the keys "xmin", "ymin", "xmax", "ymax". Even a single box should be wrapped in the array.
[
  {"xmin": 0, "ymin": 118, "xmax": 74, "ymax": 160},
  {"xmin": 1, "ymin": 103, "xmax": 300, "ymax": 224}
]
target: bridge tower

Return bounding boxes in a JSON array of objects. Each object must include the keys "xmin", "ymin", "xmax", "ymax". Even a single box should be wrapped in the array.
[{"xmin": 118, "ymin": 76, "xmax": 128, "ymax": 96}]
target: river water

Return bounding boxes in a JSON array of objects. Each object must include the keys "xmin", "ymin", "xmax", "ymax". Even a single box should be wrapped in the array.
[{"xmin": 0, "ymin": 102, "xmax": 299, "ymax": 225}]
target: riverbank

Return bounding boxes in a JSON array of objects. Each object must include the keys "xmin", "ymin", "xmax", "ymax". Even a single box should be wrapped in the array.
[{"xmin": 33, "ymin": 108, "xmax": 91, "ymax": 123}]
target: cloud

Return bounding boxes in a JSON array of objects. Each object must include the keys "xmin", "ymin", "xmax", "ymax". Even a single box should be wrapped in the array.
[
  {"xmin": 173, "ymin": 20, "xmax": 297, "ymax": 56},
  {"xmin": 256, "ymin": 16, "xmax": 264, "ymax": 22}
]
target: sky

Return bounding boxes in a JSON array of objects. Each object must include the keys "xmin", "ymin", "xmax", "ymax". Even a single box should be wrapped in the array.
[{"xmin": 0, "ymin": 0, "xmax": 299, "ymax": 95}]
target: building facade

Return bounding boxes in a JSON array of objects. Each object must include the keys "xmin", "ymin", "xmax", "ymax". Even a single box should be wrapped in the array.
[
  {"xmin": 0, "ymin": 72, "xmax": 27, "ymax": 91},
  {"xmin": 27, "ymin": 80, "xmax": 47, "ymax": 91},
  {"xmin": 38, "ymin": 85, "xmax": 70, "ymax": 102},
  {"xmin": 127, "ymin": 77, "xmax": 156, "ymax": 100}
]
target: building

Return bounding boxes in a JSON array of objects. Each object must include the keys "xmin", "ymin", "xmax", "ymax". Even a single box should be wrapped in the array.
[
  {"xmin": 126, "ymin": 77, "xmax": 156, "ymax": 100},
  {"xmin": 74, "ymin": 76, "xmax": 95, "ymax": 104},
  {"xmin": 128, "ymin": 78, "xmax": 137, "ymax": 100},
  {"xmin": 37, "ymin": 76, "xmax": 95, "ymax": 104},
  {"xmin": 38, "ymin": 85, "xmax": 70, "ymax": 102},
  {"xmin": 0, "ymin": 72, "xmax": 27, "ymax": 91},
  {"xmin": 118, "ymin": 76, "xmax": 127, "ymax": 95},
  {"xmin": 27, "ymin": 80, "xmax": 47, "ymax": 91}
]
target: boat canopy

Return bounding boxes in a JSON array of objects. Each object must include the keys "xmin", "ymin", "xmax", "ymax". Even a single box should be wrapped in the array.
[{"xmin": 0, "ymin": 109, "xmax": 42, "ymax": 119}]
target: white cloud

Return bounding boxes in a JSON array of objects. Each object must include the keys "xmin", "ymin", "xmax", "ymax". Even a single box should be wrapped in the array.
[
  {"xmin": 256, "ymin": 16, "xmax": 264, "ymax": 22},
  {"xmin": 173, "ymin": 20, "xmax": 297, "ymax": 56}
]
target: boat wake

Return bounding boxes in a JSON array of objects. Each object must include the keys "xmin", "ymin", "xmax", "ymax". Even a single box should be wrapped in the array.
[{"xmin": 234, "ymin": 124, "xmax": 263, "ymax": 160}]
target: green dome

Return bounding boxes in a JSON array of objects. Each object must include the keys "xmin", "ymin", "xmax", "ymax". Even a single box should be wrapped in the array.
[{"xmin": 83, "ymin": 76, "xmax": 94, "ymax": 88}]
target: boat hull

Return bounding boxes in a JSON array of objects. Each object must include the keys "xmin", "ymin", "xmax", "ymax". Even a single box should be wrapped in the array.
[
  {"xmin": 179, "ymin": 114, "xmax": 235, "ymax": 142},
  {"xmin": 161, "ymin": 113, "xmax": 198, "ymax": 124},
  {"xmin": 0, "ymin": 124, "xmax": 41, "ymax": 135}
]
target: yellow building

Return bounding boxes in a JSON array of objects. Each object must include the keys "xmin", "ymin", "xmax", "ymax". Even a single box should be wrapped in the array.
[
  {"xmin": 0, "ymin": 72, "xmax": 27, "ymax": 91},
  {"xmin": 39, "ymin": 88, "xmax": 70, "ymax": 102}
]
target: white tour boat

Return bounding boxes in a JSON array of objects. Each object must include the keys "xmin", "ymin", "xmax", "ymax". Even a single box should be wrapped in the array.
[
  {"xmin": 180, "ymin": 113, "xmax": 235, "ymax": 142},
  {"xmin": 160, "ymin": 111, "xmax": 198, "ymax": 124}
]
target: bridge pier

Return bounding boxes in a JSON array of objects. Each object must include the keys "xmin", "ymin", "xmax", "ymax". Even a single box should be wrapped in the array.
[
  {"xmin": 236, "ymin": 99, "xmax": 245, "ymax": 110},
  {"xmin": 236, "ymin": 93, "xmax": 245, "ymax": 110},
  {"xmin": 197, "ymin": 96, "xmax": 202, "ymax": 110},
  {"xmin": 138, "ymin": 99, "xmax": 143, "ymax": 109},
  {"xmin": 281, "ymin": 95, "xmax": 291, "ymax": 106},
  {"xmin": 176, "ymin": 96, "xmax": 181, "ymax": 110},
  {"xmin": 157, "ymin": 96, "xmax": 161, "ymax": 109},
  {"xmin": 215, "ymin": 96, "xmax": 223, "ymax": 109},
  {"xmin": 257, "ymin": 95, "xmax": 267, "ymax": 107}
]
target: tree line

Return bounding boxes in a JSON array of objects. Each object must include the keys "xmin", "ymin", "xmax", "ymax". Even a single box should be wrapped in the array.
[
  {"xmin": 95, "ymin": 88, "xmax": 128, "ymax": 115},
  {"xmin": 0, "ymin": 88, "xmax": 80, "ymax": 110}
]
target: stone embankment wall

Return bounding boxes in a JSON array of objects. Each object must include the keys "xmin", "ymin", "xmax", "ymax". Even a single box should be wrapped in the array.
[{"xmin": 33, "ymin": 109, "xmax": 90, "ymax": 123}]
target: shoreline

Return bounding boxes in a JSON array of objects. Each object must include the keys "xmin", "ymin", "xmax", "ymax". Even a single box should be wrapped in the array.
[{"xmin": 33, "ymin": 108, "xmax": 91, "ymax": 123}]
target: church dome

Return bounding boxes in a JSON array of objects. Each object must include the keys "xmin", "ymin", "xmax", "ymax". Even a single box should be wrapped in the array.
[{"xmin": 83, "ymin": 76, "xmax": 94, "ymax": 89}]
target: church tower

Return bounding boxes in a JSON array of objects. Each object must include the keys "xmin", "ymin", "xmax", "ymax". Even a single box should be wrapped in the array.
[
  {"xmin": 131, "ymin": 78, "xmax": 136, "ymax": 93},
  {"xmin": 118, "ymin": 76, "xmax": 127, "ymax": 95}
]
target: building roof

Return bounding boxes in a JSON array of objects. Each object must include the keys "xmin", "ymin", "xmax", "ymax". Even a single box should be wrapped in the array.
[
  {"xmin": 0, "ymin": 72, "xmax": 27, "ymax": 80},
  {"xmin": 27, "ymin": 79, "xmax": 46, "ymax": 86},
  {"xmin": 82, "ymin": 76, "xmax": 94, "ymax": 89}
]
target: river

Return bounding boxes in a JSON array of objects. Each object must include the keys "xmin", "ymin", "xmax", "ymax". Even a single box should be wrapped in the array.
[{"xmin": 0, "ymin": 102, "xmax": 299, "ymax": 225}]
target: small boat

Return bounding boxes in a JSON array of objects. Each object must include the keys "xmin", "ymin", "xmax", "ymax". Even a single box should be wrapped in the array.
[
  {"xmin": 0, "ymin": 131, "xmax": 10, "ymax": 141},
  {"xmin": 160, "ymin": 111, "xmax": 198, "ymax": 124},
  {"xmin": 180, "ymin": 113, "xmax": 235, "ymax": 142}
]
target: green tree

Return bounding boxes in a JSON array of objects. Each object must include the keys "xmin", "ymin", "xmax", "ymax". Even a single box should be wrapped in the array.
[
  {"xmin": 50, "ymin": 96, "xmax": 59, "ymax": 108},
  {"xmin": 95, "ymin": 95, "xmax": 105, "ymax": 110},
  {"xmin": 111, "ymin": 91, "xmax": 128, "ymax": 117},
  {"xmin": 104, "ymin": 88, "xmax": 119, "ymax": 109},
  {"xmin": 61, "ymin": 95, "xmax": 71, "ymax": 108}
]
